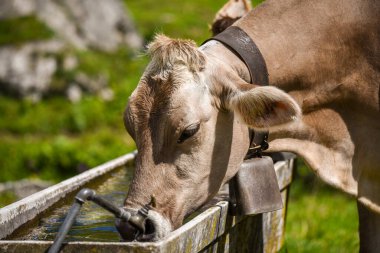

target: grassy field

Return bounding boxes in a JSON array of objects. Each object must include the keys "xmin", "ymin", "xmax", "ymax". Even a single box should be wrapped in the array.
[
  {"xmin": 284, "ymin": 162, "xmax": 359, "ymax": 252},
  {"xmin": 0, "ymin": 0, "xmax": 359, "ymax": 251}
]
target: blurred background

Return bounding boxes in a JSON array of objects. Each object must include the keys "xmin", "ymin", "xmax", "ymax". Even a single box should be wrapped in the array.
[{"xmin": 0, "ymin": 0, "xmax": 358, "ymax": 251}]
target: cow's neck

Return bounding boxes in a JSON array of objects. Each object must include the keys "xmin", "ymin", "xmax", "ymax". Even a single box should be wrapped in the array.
[
  {"xmin": 242, "ymin": 0, "xmax": 380, "ymax": 214},
  {"xmin": 237, "ymin": 0, "xmax": 379, "ymax": 109},
  {"xmin": 204, "ymin": 0, "xmax": 380, "ymax": 214},
  {"xmin": 200, "ymin": 40, "xmax": 252, "ymax": 85}
]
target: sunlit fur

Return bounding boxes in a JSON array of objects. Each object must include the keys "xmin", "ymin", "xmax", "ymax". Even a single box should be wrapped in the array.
[
  {"xmin": 126, "ymin": 34, "xmax": 207, "ymax": 134},
  {"xmin": 146, "ymin": 34, "xmax": 206, "ymax": 81},
  {"xmin": 230, "ymin": 86, "xmax": 301, "ymax": 130},
  {"xmin": 124, "ymin": 34, "xmax": 301, "ymax": 241},
  {"xmin": 123, "ymin": 0, "xmax": 380, "ymax": 247}
]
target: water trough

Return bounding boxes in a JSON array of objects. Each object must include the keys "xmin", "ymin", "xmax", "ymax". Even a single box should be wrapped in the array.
[{"xmin": 0, "ymin": 151, "xmax": 294, "ymax": 253}]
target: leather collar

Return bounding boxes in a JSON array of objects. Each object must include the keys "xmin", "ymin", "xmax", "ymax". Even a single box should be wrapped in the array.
[
  {"xmin": 202, "ymin": 26, "xmax": 269, "ymax": 86},
  {"xmin": 203, "ymin": 26, "xmax": 269, "ymax": 158}
]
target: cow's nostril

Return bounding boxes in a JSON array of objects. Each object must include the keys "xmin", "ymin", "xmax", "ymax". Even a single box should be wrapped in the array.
[
  {"xmin": 136, "ymin": 218, "xmax": 156, "ymax": 241},
  {"xmin": 144, "ymin": 218, "xmax": 156, "ymax": 235}
]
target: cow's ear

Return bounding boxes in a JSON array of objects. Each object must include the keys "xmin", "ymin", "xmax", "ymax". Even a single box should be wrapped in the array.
[{"xmin": 229, "ymin": 86, "xmax": 301, "ymax": 129}]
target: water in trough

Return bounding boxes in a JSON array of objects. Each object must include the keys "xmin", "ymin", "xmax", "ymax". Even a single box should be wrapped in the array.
[
  {"xmin": 9, "ymin": 165, "xmax": 201, "ymax": 242},
  {"xmin": 13, "ymin": 167, "xmax": 134, "ymax": 242}
]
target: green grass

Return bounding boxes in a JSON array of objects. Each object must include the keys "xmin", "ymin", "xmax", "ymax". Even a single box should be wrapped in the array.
[
  {"xmin": 0, "ymin": 16, "xmax": 54, "ymax": 46},
  {"xmin": 283, "ymin": 162, "xmax": 359, "ymax": 252},
  {"xmin": 0, "ymin": 129, "xmax": 134, "ymax": 181},
  {"xmin": 0, "ymin": 191, "xmax": 17, "ymax": 207},
  {"xmin": 127, "ymin": 0, "xmax": 226, "ymax": 43},
  {"xmin": 0, "ymin": 1, "xmax": 359, "ymax": 251},
  {"xmin": 127, "ymin": 0, "xmax": 263, "ymax": 44},
  {"xmin": 0, "ymin": 0, "xmax": 231, "ymax": 183}
]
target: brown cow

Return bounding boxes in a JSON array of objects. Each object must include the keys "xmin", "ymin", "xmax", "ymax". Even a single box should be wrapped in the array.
[{"xmin": 118, "ymin": 0, "xmax": 380, "ymax": 251}]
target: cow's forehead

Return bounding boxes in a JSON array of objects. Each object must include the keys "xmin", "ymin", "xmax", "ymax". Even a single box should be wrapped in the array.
[
  {"xmin": 127, "ymin": 78, "xmax": 172, "ymax": 126},
  {"xmin": 127, "ymin": 71, "xmax": 211, "ymax": 132},
  {"xmin": 127, "ymin": 33, "xmax": 210, "ymax": 130}
]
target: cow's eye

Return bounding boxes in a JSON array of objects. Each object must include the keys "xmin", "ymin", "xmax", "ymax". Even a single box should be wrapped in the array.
[{"xmin": 177, "ymin": 123, "xmax": 200, "ymax": 144}]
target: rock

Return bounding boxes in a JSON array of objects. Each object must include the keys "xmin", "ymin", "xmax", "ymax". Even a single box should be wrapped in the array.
[
  {"xmin": 1, "ymin": 0, "xmax": 144, "ymax": 52},
  {"xmin": 99, "ymin": 88, "xmax": 114, "ymax": 102},
  {"xmin": 65, "ymin": 73, "xmax": 112, "ymax": 102},
  {"xmin": 0, "ymin": 41, "xmax": 111, "ymax": 100},
  {"xmin": 0, "ymin": 0, "xmax": 37, "ymax": 19},
  {"xmin": 66, "ymin": 84, "xmax": 82, "ymax": 103},
  {"xmin": 0, "ymin": 0, "xmax": 142, "ymax": 99},
  {"xmin": 63, "ymin": 55, "xmax": 78, "ymax": 71},
  {"xmin": 0, "ymin": 179, "xmax": 52, "ymax": 200},
  {"xmin": 0, "ymin": 0, "xmax": 143, "ymax": 52},
  {"xmin": 36, "ymin": 0, "xmax": 87, "ymax": 50},
  {"xmin": 0, "ymin": 40, "xmax": 64, "ymax": 99},
  {"xmin": 75, "ymin": 72, "xmax": 108, "ymax": 93},
  {"xmin": 59, "ymin": 0, "xmax": 143, "ymax": 51}
]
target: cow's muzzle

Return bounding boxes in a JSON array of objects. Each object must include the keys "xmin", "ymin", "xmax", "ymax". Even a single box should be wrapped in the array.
[{"xmin": 115, "ymin": 206, "xmax": 157, "ymax": 241}]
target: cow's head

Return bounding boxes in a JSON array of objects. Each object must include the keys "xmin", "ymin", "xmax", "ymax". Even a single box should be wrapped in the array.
[{"xmin": 116, "ymin": 35, "xmax": 300, "ymax": 241}]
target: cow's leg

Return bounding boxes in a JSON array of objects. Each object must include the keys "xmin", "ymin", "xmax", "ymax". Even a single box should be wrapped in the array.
[{"xmin": 357, "ymin": 201, "xmax": 380, "ymax": 252}]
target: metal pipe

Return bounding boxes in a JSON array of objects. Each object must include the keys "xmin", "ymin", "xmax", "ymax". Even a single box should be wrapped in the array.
[
  {"xmin": 47, "ymin": 188, "xmax": 132, "ymax": 253},
  {"xmin": 91, "ymin": 195, "xmax": 131, "ymax": 221},
  {"xmin": 48, "ymin": 187, "xmax": 152, "ymax": 252},
  {"xmin": 47, "ymin": 201, "xmax": 82, "ymax": 253}
]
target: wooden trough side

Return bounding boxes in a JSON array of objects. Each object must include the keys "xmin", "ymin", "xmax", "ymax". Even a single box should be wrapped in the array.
[
  {"xmin": 0, "ymin": 152, "xmax": 294, "ymax": 253},
  {"xmin": 263, "ymin": 158, "xmax": 294, "ymax": 253}
]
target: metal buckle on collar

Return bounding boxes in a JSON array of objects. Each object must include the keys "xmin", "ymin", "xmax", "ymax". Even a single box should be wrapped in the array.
[
  {"xmin": 248, "ymin": 139, "xmax": 269, "ymax": 157},
  {"xmin": 245, "ymin": 132, "xmax": 269, "ymax": 159}
]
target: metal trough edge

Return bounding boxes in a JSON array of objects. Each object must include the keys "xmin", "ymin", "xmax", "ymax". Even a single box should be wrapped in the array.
[{"xmin": 0, "ymin": 151, "xmax": 137, "ymax": 239}]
